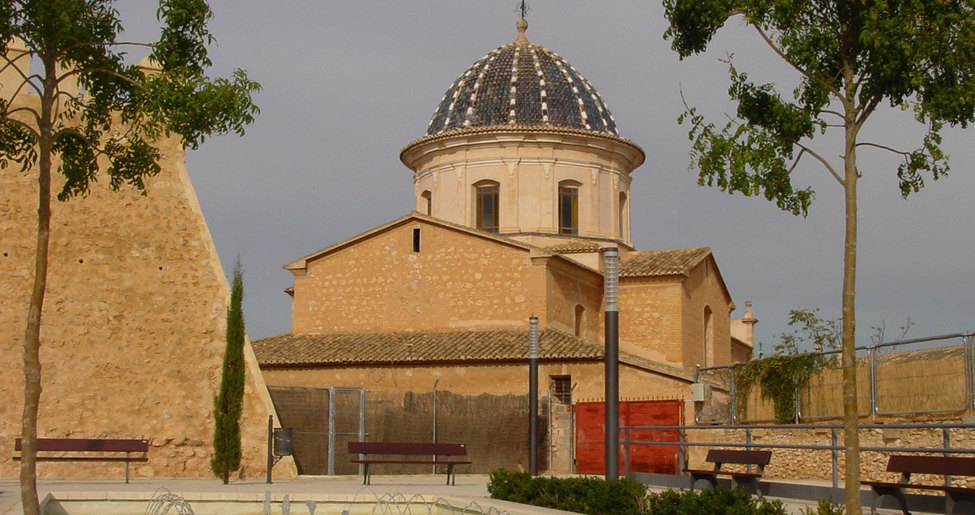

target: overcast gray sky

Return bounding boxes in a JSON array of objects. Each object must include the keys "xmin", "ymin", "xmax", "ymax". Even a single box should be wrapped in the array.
[{"xmin": 115, "ymin": 1, "xmax": 973, "ymax": 352}]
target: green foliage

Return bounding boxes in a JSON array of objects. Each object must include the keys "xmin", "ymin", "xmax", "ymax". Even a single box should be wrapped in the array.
[
  {"xmin": 3, "ymin": 2, "xmax": 259, "ymax": 512},
  {"xmin": 664, "ymin": 0, "xmax": 975, "ymax": 209},
  {"xmin": 211, "ymin": 258, "xmax": 246, "ymax": 483},
  {"xmin": 801, "ymin": 498, "xmax": 846, "ymax": 515},
  {"xmin": 0, "ymin": 0, "xmax": 261, "ymax": 200},
  {"xmin": 735, "ymin": 352, "xmax": 828, "ymax": 423},
  {"xmin": 778, "ymin": 309, "xmax": 840, "ymax": 355},
  {"xmin": 735, "ymin": 309, "xmax": 835, "ymax": 423},
  {"xmin": 646, "ymin": 487, "xmax": 787, "ymax": 515},
  {"xmin": 664, "ymin": 5, "xmax": 975, "ymax": 509},
  {"xmin": 487, "ymin": 469, "xmax": 649, "ymax": 514}
]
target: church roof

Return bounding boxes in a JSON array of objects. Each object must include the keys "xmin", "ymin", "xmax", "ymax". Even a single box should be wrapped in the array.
[
  {"xmin": 253, "ymin": 329, "xmax": 602, "ymax": 367},
  {"xmin": 425, "ymin": 19, "xmax": 618, "ymax": 137},
  {"xmin": 253, "ymin": 328, "xmax": 694, "ymax": 381},
  {"xmin": 619, "ymin": 247, "xmax": 712, "ymax": 278}
]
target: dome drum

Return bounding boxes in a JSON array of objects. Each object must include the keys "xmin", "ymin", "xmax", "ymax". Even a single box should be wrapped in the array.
[{"xmin": 403, "ymin": 128, "xmax": 642, "ymax": 248}]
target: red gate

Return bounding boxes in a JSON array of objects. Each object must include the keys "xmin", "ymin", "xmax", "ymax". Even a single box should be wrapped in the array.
[{"xmin": 574, "ymin": 399, "xmax": 683, "ymax": 475}]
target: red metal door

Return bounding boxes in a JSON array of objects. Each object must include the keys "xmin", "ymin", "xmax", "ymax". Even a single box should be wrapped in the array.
[{"xmin": 574, "ymin": 399, "xmax": 683, "ymax": 475}]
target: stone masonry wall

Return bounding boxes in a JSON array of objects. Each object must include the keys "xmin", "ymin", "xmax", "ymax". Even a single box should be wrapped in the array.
[
  {"xmin": 685, "ymin": 423, "xmax": 975, "ymax": 488},
  {"xmin": 545, "ymin": 258, "xmax": 603, "ymax": 342},
  {"xmin": 0, "ymin": 80, "xmax": 291, "ymax": 479},
  {"xmin": 680, "ymin": 257, "xmax": 733, "ymax": 368},
  {"xmin": 290, "ymin": 221, "xmax": 547, "ymax": 333},
  {"xmin": 619, "ymin": 277, "xmax": 684, "ymax": 367}
]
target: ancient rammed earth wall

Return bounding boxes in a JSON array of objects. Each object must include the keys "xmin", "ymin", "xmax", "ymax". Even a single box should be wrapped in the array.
[{"xmin": 0, "ymin": 66, "xmax": 293, "ymax": 479}]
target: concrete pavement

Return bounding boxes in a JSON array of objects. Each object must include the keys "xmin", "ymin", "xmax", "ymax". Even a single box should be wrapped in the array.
[{"xmin": 1, "ymin": 475, "xmax": 570, "ymax": 515}]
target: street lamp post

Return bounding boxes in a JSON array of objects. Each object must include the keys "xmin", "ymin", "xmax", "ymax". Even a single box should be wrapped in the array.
[
  {"xmin": 529, "ymin": 315, "xmax": 539, "ymax": 475},
  {"xmin": 603, "ymin": 247, "xmax": 620, "ymax": 480}
]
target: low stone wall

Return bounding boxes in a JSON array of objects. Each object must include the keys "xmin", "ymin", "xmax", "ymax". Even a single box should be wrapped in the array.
[{"xmin": 685, "ymin": 420, "xmax": 975, "ymax": 488}]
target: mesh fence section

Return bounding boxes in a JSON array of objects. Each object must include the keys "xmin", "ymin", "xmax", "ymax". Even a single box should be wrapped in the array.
[
  {"xmin": 332, "ymin": 389, "xmax": 364, "ymax": 475},
  {"xmin": 267, "ymin": 386, "xmax": 329, "ymax": 475},
  {"xmin": 799, "ymin": 357, "xmax": 870, "ymax": 419},
  {"xmin": 875, "ymin": 344, "xmax": 967, "ymax": 415},
  {"xmin": 270, "ymin": 387, "xmax": 547, "ymax": 475},
  {"xmin": 363, "ymin": 390, "xmax": 545, "ymax": 474}
]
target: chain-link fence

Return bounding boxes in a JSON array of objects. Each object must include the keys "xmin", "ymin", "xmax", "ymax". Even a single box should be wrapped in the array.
[{"xmin": 269, "ymin": 387, "xmax": 546, "ymax": 475}]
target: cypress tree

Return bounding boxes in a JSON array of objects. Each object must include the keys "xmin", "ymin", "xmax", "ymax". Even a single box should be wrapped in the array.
[{"xmin": 212, "ymin": 258, "xmax": 245, "ymax": 483}]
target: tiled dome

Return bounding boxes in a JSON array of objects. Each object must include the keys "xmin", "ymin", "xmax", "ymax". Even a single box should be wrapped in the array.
[{"xmin": 426, "ymin": 19, "xmax": 619, "ymax": 137}]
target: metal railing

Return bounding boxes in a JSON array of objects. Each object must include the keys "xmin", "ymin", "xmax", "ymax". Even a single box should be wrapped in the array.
[
  {"xmin": 620, "ymin": 422, "xmax": 975, "ymax": 488},
  {"xmin": 694, "ymin": 332, "xmax": 975, "ymax": 424}
]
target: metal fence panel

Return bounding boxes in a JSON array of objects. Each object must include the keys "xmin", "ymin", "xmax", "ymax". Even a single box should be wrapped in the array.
[
  {"xmin": 874, "ymin": 344, "xmax": 968, "ymax": 415},
  {"xmin": 267, "ymin": 386, "xmax": 329, "ymax": 475},
  {"xmin": 696, "ymin": 333, "xmax": 973, "ymax": 424},
  {"xmin": 798, "ymin": 357, "xmax": 871, "ymax": 420}
]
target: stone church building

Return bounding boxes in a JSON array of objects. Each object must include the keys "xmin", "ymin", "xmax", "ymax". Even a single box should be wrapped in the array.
[
  {"xmin": 253, "ymin": 18, "xmax": 757, "ymax": 460},
  {"xmin": 0, "ymin": 15, "xmax": 756, "ymax": 480}
]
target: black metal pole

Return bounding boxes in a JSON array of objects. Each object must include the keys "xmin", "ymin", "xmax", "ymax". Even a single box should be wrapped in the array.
[
  {"xmin": 529, "ymin": 315, "xmax": 539, "ymax": 476},
  {"xmin": 603, "ymin": 247, "xmax": 620, "ymax": 480},
  {"xmin": 266, "ymin": 415, "xmax": 273, "ymax": 484}
]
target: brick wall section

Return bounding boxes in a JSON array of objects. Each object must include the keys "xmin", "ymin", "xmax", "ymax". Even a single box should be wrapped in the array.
[
  {"xmin": 544, "ymin": 257, "xmax": 603, "ymax": 341},
  {"xmin": 619, "ymin": 277, "xmax": 684, "ymax": 366},
  {"xmin": 0, "ymin": 88, "xmax": 288, "ymax": 479},
  {"xmin": 680, "ymin": 256, "xmax": 733, "ymax": 369},
  {"xmin": 549, "ymin": 401, "xmax": 574, "ymax": 472}
]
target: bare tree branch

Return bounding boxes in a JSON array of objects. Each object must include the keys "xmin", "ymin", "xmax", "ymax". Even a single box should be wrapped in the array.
[
  {"xmin": 855, "ymin": 141, "xmax": 910, "ymax": 157},
  {"xmin": 798, "ymin": 142, "xmax": 844, "ymax": 186},
  {"xmin": 856, "ymin": 96, "xmax": 881, "ymax": 129}
]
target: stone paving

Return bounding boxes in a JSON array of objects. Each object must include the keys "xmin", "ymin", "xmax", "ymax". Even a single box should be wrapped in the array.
[{"xmin": 0, "ymin": 475, "xmax": 921, "ymax": 514}]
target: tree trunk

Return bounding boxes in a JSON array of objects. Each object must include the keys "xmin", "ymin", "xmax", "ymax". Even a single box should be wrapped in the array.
[
  {"xmin": 20, "ymin": 71, "xmax": 55, "ymax": 515},
  {"xmin": 842, "ymin": 99, "xmax": 862, "ymax": 515}
]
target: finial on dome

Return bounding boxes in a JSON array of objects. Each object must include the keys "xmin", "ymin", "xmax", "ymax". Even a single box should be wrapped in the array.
[
  {"xmin": 515, "ymin": 1, "xmax": 530, "ymax": 44},
  {"xmin": 515, "ymin": 18, "xmax": 529, "ymax": 44}
]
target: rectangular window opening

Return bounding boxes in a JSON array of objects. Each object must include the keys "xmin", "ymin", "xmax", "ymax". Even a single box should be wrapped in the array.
[
  {"xmin": 559, "ymin": 186, "xmax": 578, "ymax": 235},
  {"xmin": 476, "ymin": 185, "xmax": 499, "ymax": 233},
  {"xmin": 412, "ymin": 227, "xmax": 421, "ymax": 252},
  {"xmin": 551, "ymin": 376, "xmax": 572, "ymax": 404}
]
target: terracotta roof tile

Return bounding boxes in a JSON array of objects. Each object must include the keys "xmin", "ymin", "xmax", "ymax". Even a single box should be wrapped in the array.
[
  {"xmin": 253, "ymin": 329, "xmax": 603, "ymax": 367},
  {"xmin": 619, "ymin": 247, "xmax": 711, "ymax": 278},
  {"xmin": 546, "ymin": 240, "xmax": 603, "ymax": 254}
]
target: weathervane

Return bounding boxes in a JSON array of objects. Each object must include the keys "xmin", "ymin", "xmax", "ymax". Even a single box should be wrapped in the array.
[{"xmin": 516, "ymin": 0, "xmax": 531, "ymax": 19}]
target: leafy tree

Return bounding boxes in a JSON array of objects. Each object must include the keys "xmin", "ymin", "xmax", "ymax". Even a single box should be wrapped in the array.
[
  {"xmin": 663, "ymin": 1, "xmax": 975, "ymax": 512},
  {"xmin": 212, "ymin": 257, "xmax": 245, "ymax": 483},
  {"xmin": 779, "ymin": 308, "xmax": 840, "ymax": 355},
  {"xmin": 0, "ymin": 1, "xmax": 259, "ymax": 512}
]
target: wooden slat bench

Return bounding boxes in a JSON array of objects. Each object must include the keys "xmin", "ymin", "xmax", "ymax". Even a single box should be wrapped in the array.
[
  {"xmin": 14, "ymin": 438, "xmax": 149, "ymax": 484},
  {"xmin": 861, "ymin": 455, "xmax": 975, "ymax": 515},
  {"xmin": 348, "ymin": 441, "xmax": 472, "ymax": 485},
  {"xmin": 684, "ymin": 449, "xmax": 772, "ymax": 492}
]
